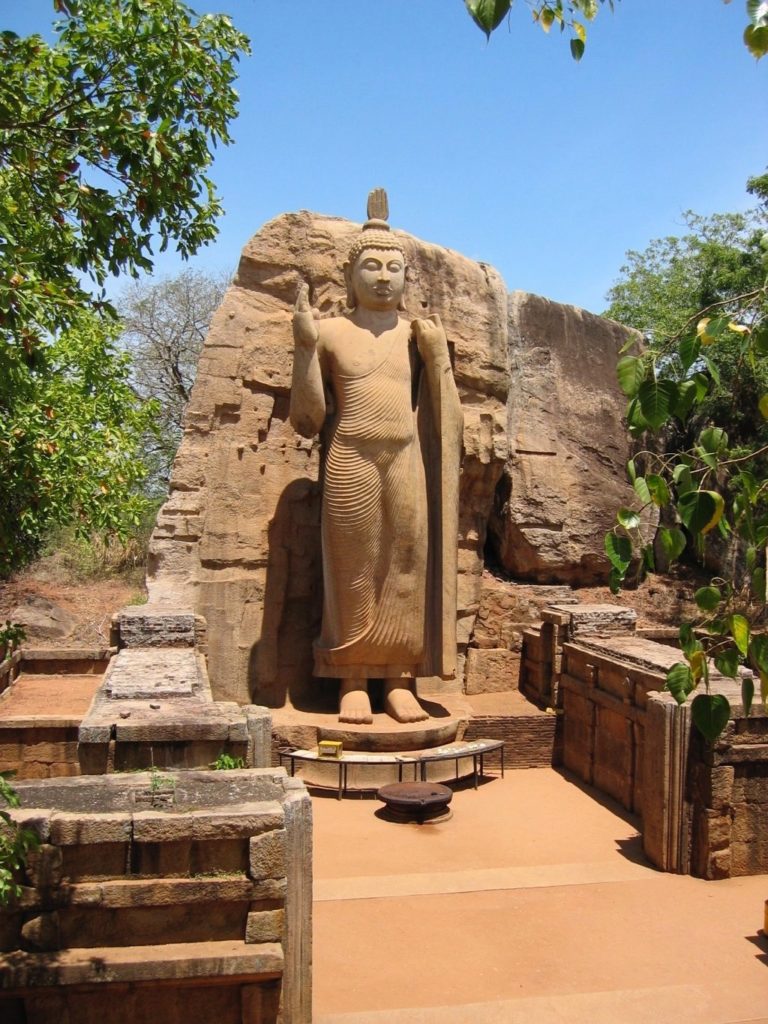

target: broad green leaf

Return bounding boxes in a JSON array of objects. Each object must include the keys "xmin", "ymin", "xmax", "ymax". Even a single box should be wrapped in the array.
[
  {"xmin": 730, "ymin": 614, "xmax": 750, "ymax": 656},
  {"xmin": 616, "ymin": 355, "xmax": 645, "ymax": 397},
  {"xmin": 665, "ymin": 662, "xmax": 694, "ymax": 705},
  {"xmin": 714, "ymin": 647, "xmax": 740, "ymax": 678},
  {"xmin": 658, "ymin": 526, "xmax": 686, "ymax": 562},
  {"xmin": 679, "ymin": 622, "xmax": 701, "ymax": 658},
  {"xmin": 748, "ymin": 634, "xmax": 768, "ymax": 674},
  {"xmin": 637, "ymin": 378, "xmax": 677, "ymax": 430},
  {"xmin": 626, "ymin": 397, "xmax": 650, "ymax": 435},
  {"xmin": 689, "ymin": 649, "xmax": 706, "ymax": 681},
  {"xmin": 678, "ymin": 334, "xmax": 701, "ymax": 373},
  {"xmin": 703, "ymin": 355, "xmax": 721, "ymax": 386},
  {"xmin": 759, "ymin": 395, "xmax": 768, "ymax": 420},
  {"xmin": 570, "ymin": 37, "xmax": 585, "ymax": 60},
  {"xmin": 633, "ymin": 476, "xmax": 652, "ymax": 505},
  {"xmin": 751, "ymin": 567, "xmax": 766, "ymax": 602},
  {"xmin": 626, "ymin": 458, "xmax": 637, "ymax": 483},
  {"xmin": 677, "ymin": 490, "xmax": 725, "ymax": 535},
  {"xmin": 672, "ymin": 379, "xmax": 699, "ymax": 421},
  {"xmin": 698, "ymin": 426, "xmax": 728, "ymax": 455},
  {"xmin": 672, "ymin": 463, "xmax": 694, "ymax": 496},
  {"xmin": 540, "ymin": 6, "xmax": 556, "ymax": 30},
  {"xmin": 691, "ymin": 693, "xmax": 731, "ymax": 743},
  {"xmin": 694, "ymin": 585, "xmax": 722, "ymax": 612},
  {"xmin": 465, "ymin": 0, "xmax": 512, "ymax": 36},
  {"xmin": 742, "ymin": 675, "xmax": 754, "ymax": 717},
  {"xmin": 617, "ymin": 508, "xmax": 641, "ymax": 530},
  {"xmin": 604, "ymin": 532, "xmax": 632, "ymax": 572},
  {"xmin": 646, "ymin": 474, "xmax": 670, "ymax": 507},
  {"xmin": 744, "ymin": 23, "xmax": 768, "ymax": 57}
]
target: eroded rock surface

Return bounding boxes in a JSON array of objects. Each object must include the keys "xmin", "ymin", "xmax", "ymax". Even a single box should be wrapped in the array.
[{"xmin": 489, "ymin": 293, "xmax": 639, "ymax": 583}]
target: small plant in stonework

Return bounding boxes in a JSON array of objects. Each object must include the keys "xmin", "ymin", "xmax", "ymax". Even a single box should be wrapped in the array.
[
  {"xmin": 148, "ymin": 767, "xmax": 176, "ymax": 803},
  {"xmin": 0, "ymin": 771, "xmax": 40, "ymax": 906},
  {"xmin": 212, "ymin": 752, "xmax": 245, "ymax": 770},
  {"xmin": 0, "ymin": 622, "xmax": 25, "ymax": 662}
]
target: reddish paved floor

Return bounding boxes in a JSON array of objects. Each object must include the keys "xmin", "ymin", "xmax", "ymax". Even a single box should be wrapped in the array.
[
  {"xmin": 312, "ymin": 768, "xmax": 768, "ymax": 1023},
  {"xmin": 0, "ymin": 673, "xmax": 101, "ymax": 720}
]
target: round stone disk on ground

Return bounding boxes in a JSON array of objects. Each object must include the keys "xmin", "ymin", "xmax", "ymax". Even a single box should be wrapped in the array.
[{"xmin": 377, "ymin": 782, "xmax": 453, "ymax": 824}]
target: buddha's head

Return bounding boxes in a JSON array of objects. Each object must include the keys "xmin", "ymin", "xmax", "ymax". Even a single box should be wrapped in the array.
[{"xmin": 344, "ymin": 188, "xmax": 407, "ymax": 311}]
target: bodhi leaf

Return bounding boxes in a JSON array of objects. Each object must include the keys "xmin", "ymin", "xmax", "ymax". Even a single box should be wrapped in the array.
[
  {"xmin": 742, "ymin": 675, "xmax": 754, "ymax": 717},
  {"xmin": 658, "ymin": 526, "xmax": 686, "ymax": 563},
  {"xmin": 646, "ymin": 474, "xmax": 670, "ymax": 507},
  {"xmin": 694, "ymin": 585, "xmax": 722, "ymax": 612},
  {"xmin": 730, "ymin": 614, "xmax": 750, "ymax": 656},
  {"xmin": 678, "ymin": 334, "xmax": 701, "ymax": 373},
  {"xmin": 617, "ymin": 508, "xmax": 641, "ymax": 530},
  {"xmin": 699, "ymin": 426, "xmax": 728, "ymax": 455},
  {"xmin": 677, "ymin": 490, "xmax": 725, "ymax": 535},
  {"xmin": 633, "ymin": 476, "xmax": 652, "ymax": 505},
  {"xmin": 665, "ymin": 662, "xmax": 695, "ymax": 705},
  {"xmin": 465, "ymin": 0, "xmax": 512, "ymax": 37},
  {"xmin": 691, "ymin": 693, "xmax": 731, "ymax": 743},
  {"xmin": 748, "ymin": 634, "xmax": 768, "ymax": 675},
  {"xmin": 604, "ymin": 532, "xmax": 632, "ymax": 572},
  {"xmin": 637, "ymin": 378, "xmax": 677, "ymax": 429},
  {"xmin": 759, "ymin": 395, "xmax": 768, "ymax": 419},
  {"xmin": 616, "ymin": 355, "xmax": 645, "ymax": 397},
  {"xmin": 714, "ymin": 647, "xmax": 741, "ymax": 678}
]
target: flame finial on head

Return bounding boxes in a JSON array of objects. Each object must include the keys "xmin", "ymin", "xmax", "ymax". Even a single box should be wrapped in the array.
[{"xmin": 347, "ymin": 187, "xmax": 405, "ymax": 267}]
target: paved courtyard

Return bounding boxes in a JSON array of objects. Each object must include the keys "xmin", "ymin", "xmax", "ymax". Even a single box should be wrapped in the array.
[{"xmin": 312, "ymin": 767, "xmax": 768, "ymax": 1023}]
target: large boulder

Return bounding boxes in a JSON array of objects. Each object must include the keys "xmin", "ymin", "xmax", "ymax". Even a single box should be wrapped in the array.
[{"xmin": 488, "ymin": 293, "xmax": 638, "ymax": 583}]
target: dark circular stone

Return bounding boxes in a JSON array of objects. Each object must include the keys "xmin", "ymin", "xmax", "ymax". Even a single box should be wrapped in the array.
[{"xmin": 377, "ymin": 782, "xmax": 453, "ymax": 814}]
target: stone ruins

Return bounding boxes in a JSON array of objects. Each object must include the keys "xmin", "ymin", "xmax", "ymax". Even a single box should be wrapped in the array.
[{"xmin": 0, "ymin": 195, "xmax": 766, "ymax": 1024}]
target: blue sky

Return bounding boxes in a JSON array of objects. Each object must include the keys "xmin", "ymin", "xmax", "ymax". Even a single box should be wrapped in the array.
[{"xmin": 7, "ymin": 0, "xmax": 767, "ymax": 313}]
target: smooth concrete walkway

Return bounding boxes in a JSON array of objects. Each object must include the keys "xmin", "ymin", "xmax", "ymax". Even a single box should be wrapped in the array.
[{"xmin": 312, "ymin": 768, "xmax": 768, "ymax": 1024}]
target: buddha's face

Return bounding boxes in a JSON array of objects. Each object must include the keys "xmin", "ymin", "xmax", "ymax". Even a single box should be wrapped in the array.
[{"xmin": 350, "ymin": 247, "xmax": 406, "ymax": 311}]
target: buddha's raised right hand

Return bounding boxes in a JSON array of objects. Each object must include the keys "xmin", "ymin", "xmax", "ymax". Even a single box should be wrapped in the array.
[{"xmin": 293, "ymin": 282, "xmax": 320, "ymax": 349}]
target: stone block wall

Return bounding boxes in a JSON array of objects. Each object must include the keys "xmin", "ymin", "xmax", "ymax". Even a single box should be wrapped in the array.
[
  {"xmin": 0, "ymin": 769, "xmax": 311, "ymax": 1024},
  {"xmin": 687, "ymin": 711, "xmax": 768, "ymax": 879},
  {"xmin": 0, "ymin": 726, "xmax": 80, "ymax": 781}
]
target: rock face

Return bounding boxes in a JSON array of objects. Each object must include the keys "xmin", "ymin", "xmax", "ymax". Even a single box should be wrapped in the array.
[
  {"xmin": 488, "ymin": 293, "xmax": 638, "ymax": 583},
  {"xmin": 148, "ymin": 212, "xmax": 509, "ymax": 706}
]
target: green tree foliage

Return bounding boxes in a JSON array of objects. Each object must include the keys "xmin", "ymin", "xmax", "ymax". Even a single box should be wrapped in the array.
[
  {"xmin": 118, "ymin": 268, "xmax": 229, "ymax": 494},
  {"xmin": 0, "ymin": 1, "xmax": 248, "ymax": 573},
  {"xmin": 604, "ymin": 174, "xmax": 768, "ymax": 740},
  {"xmin": 0, "ymin": 309, "xmax": 158, "ymax": 576},
  {"xmin": 0, "ymin": 772, "xmax": 40, "ymax": 907},
  {"xmin": 465, "ymin": 0, "xmax": 768, "ymax": 59}
]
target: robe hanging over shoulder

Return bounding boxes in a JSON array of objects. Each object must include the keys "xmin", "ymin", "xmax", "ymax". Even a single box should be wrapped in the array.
[{"xmin": 313, "ymin": 326, "xmax": 462, "ymax": 680}]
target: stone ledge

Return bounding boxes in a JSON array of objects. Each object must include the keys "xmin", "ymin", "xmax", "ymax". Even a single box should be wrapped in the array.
[{"xmin": 0, "ymin": 939, "xmax": 283, "ymax": 989}]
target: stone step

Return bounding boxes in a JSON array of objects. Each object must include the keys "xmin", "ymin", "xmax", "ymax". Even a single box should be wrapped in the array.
[{"xmin": 0, "ymin": 939, "xmax": 283, "ymax": 990}]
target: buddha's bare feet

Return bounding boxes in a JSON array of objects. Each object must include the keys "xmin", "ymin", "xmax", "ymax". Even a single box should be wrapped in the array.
[
  {"xmin": 338, "ymin": 679, "xmax": 373, "ymax": 724},
  {"xmin": 384, "ymin": 680, "xmax": 429, "ymax": 723}
]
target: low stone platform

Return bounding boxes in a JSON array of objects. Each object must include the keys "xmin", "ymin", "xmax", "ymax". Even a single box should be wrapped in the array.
[
  {"xmin": 78, "ymin": 607, "xmax": 272, "ymax": 772},
  {"xmin": 271, "ymin": 695, "xmax": 472, "ymax": 755}
]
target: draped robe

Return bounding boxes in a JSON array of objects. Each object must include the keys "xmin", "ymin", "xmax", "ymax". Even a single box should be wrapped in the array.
[{"xmin": 312, "ymin": 320, "xmax": 460, "ymax": 680}]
